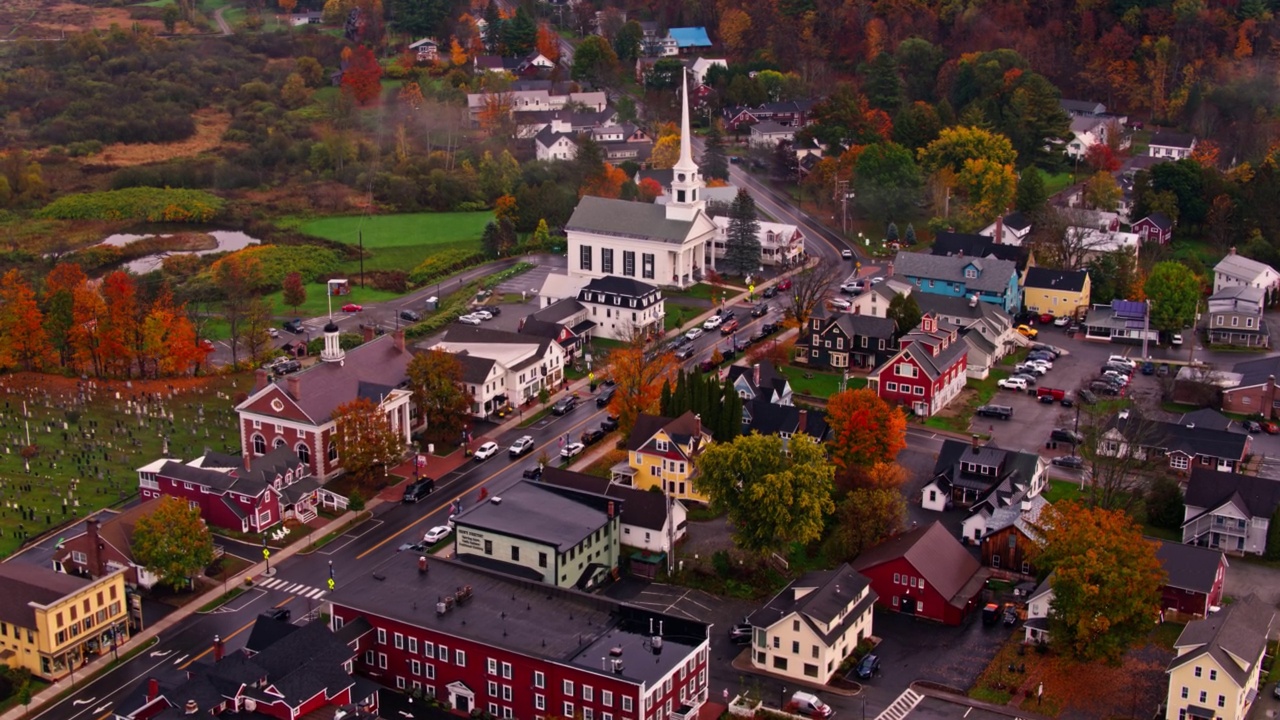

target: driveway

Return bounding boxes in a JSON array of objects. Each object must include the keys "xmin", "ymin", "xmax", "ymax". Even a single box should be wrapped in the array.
[{"xmin": 1222, "ymin": 557, "xmax": 1280, "ymax": 607}]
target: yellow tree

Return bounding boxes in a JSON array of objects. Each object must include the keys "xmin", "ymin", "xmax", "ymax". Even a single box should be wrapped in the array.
[
  {"xmin": 332, "ymin": 397, "xmax": 404, "ymax": 483},
  {"xmin": 450, "ymin": 38, "xmax": 469, "ymax": 67},
  {"xmin": 649, "ymin": 134, "xmax": 681, "ymax": 169},
  {"xmin": 958, "ymin": 157, "xmax": 1018, "ymax": 227},
  {"xmin": 718, "ymin": 7, "xmax": 751, "ymax": 57}
]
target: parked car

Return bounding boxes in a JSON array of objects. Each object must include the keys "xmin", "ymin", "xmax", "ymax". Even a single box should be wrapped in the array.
[
  {"xmin": 976, "ymin": 405, "xmax": 1014, "ymax": 420},
  {"xmin": 1010, "ymin": 373, "xmax": 1038, "ymax": 387},
  {"xmin": 1264, "ymin": 422, "xmax": 1280, "ymax": 435},
  {"xmin": 267, "ymin": 327, "xmax": 279, "ymax": 338},
  {"xmin": 601, "ymin": 415, "xmax": 619, "ymax": 432},
  {"xmin": 551, "ymin": 396, "xmax": 578, "ymax": 415},
  {"xmin": 686, "ymin": 327, "xmax": 704, "ymax": 341},
  {"xmin": 1245, "ymin": 420, "xmax": 1263, "ymax": 433},
  {"xmin": 790, "ymin": 692, "xmax": 833, "ymax": 718},
  {"xmin": 522, "ymin": 466, "xmax": 543, "ymax": 481},
  {"xmin": 1090, "ymin": 381, "xmax": 1123, "ymax": 396},
  {"xmin": 1017, "ymin": 324, "xmax": 1039, "ymax": 339},
  {"xmin": 829, "ymin": 298, "xmax": 852, "ymax": 311},
  {"xmin": 1039, "ymin": 313, "xmax": 1054, "ymax": 324},
  {"xmin": 1051, "ymin": 455, "xmax": 1085, "ymax": 469},
  {"xmin": 760, "ymin": 322, "xmax": 779, "ymax": 335},
  {"xmin": 1050, "ymin": 428, "xmax": 1083, "ymax": 445},
  {"xmin": 855, "ymin": 654, "xmax": 881, "ymax": 679},
  {"xmin": 1002, "ymin": 604, "xmax": 1019, "ymax": 626},
  {"xmin": 1157, "ymin": 363, "xmax": 1171, "ymax": 377},
  {"xmin": 842, "ymin": 249, "xmax": 854, "ymax": 259},
  {"xmin": 1107, "ymin": 354, "xmax": 1137, "ymax": 369},
  {"xmin": 762, "ymin": 285, "xmax": 778, "ymax": 298},
  {"xmin": 560, "ymin": 442, "xmax": 585, "ymax": 459},
  {"xmin": 777, "ymin": 278, "xmax": 792, "ymax": 291},
  {"xmin": 581, "ymin": 428, "xmax": 606, "ymax": 446},
  {"xmin": 675, "ymin": 346, "xmax": 696, "ymax": 360},
  {"xmin": 1026, "ymin": 352, "xmax": 1055, "ymax": 365},
  {"xmin": 402, "ymin": 478, "xmax": 436, "ymax": 502},
  {"xmin": 1171, "ymin": 333, "xmax": 1184, "ymax": 346},
  {"xmin": 721, "ymin": 309, "xmax": 736, "ymax": 321},
  {"xmin": 1141, "ymin": 361, "xmax": 1156, "ymax": 375},
  {"xmin": 471, "ymin": 309, "xmax": 493, "ymax": 321},
  {"xmin": 1053, "ymin": 316, "xmax": 1071, "ymax": 327},
  {"xmin": 341, "ymin": 303, "xmax": 363, "ymax": 313},
  {"xmin": 998, "ymin": 377, "xmax": 1028, "ymax": 391},
  {"xmin": 839, "ymin": 282, "xmax": 861, "ymax": 295},
  {"xmin": 1030, "ymin": 343, "xmax": 1062, "ymax": 358},
  {"xmin": 400, "ymin": 309, "xmax": 421, "ymax": 322},
  {"xmin": 729, "ymin": 623, "xmax": 753, "ymax": 645},
  {"xmin": 508, "ymin": 436, "xmax": 535, "ymax": 457},
  {"xmin": 750, "ymin": 328, "xmax": 770, "ymax": 343},
  {"xmin": 423, "ymin": 525, "xmax": 452, "ymax": 544},
  {"xmin": 596, "ymin": 387, "xmax": 615, "ymax": 408},
  {"xmin": 720, "ymin": 319, "xmax": 740, "ymax": 335},
  {"xmin": 751, "ymin": 303, "xmax": 769, "ymax": 317},
  {"xmin": 273, "ymin": 360, "xmax": 301, "ymax": 375},
  {"xmin": 263, "ymin": 607, "xmax": 291, "ymax": 622},
  {"xmin": 699, "ymin": 358, "xmax": 717, "ymax": 373},
  {"xmin": 457, "ymin": 314, "xmax": 482, "ymax": 325},
  {"xmin": 1076, "ymin": 388, "xmax": 1098, "ymax": 405},
  {"xmin": 473, "ymin": 441, "xmax": 499, "ymax": 461},
  {"xmin": 1014, "ymin": 363, "xmax": 1047, "ymax": 376},
  {"xmin": 283, "ymin": 318, "xmax": 303, "ymax": 334}
]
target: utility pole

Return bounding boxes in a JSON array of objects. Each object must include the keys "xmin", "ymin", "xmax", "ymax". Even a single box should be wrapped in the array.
[
  {"xmin": 835, "ymin": 179, "xmax": 850, "ymax": 235},
  {"xmin": 1142, "ymin": 298, "xmax": 1151, "ymax": 359}
]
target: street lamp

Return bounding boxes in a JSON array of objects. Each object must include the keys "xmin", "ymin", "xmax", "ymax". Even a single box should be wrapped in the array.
[{"xmin": 780, "ymin": 686, "xmax": 786, "ymax": 709}]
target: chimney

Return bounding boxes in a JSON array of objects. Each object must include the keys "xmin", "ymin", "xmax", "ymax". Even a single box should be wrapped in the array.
[
  {"xmin": 86, "ymin": 516, "xmax": 106, "ymax": 577},
  {"xmin": 607, "ymin": 501, "xmax": 615, "ymax": 519},
  {"xmin": 797, "ymin": 409, "xmax": 807, "ymax": 434},
  {"xmin": 184, "ymin": 701, "xmax": 199, "ymax": 715},
  {"xmin": 362, "ymin": 324, "xmax": 375, "ymax": 343},
  {"xmin": 147, "ymin": 678, "xmax": 160, "ymax": 702},
  {"xmin": 753, "ymin": 364, "xmax": 760, "ymax": 387},
  {"xmin": 956, "ymin": 249, "xmax": 963, "ymax": 258},
  {"xmin": 213, "ymin": 635, "xmax": 224, "ymax": 662},
  {"xmin": 286, "ymin": 375, "xmax": 301, "ymax": 402},
  {"xmin": 886, "ymin": 262, "xmax": 894, "ymax": 278},
  {"xmin": 393, "ymin": 328, "xmax": 405, "ymax": 353},
  {"xmin": 254, "ymin": 368, "xmax": 269, "ymax": 392},
  {"xmin": 1229, "ymin": 246, "xmax": 1237, "ymax": 255},
  {"xmin": 971, "ymin": 434, "xmax": 980, "ymax": 453},
  {"xmin": 994, "ymin": 214, "xmax": 1004, "ymax": 245}
]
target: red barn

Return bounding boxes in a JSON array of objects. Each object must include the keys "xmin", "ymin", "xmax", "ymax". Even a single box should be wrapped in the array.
[
  {"xmin": 852, "ymin": 521, "xmax": 986, "ymax": 625},
  {"xmin": 328, "ymin": 554, "xmax": 712, "ymax": 720},
  {"xmin": 1154, "ymin": 539, "xmax": 1227, "ymax": 618},
  {"xmin": 137, "ymin": 446, "xmax": 316, "ymax": 533},
  {"xmin": 1131, "ymin": 212, "xmax": 1173, "ymax": 244},
  {"xmin": 868, "ymin": 314, "xmax": 968, "ymax": 418}
]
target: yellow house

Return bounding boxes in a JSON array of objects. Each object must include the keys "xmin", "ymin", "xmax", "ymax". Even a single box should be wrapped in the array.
[
  {"xmin": 747, "ymin": 564, "xmax": 876, "ymax": 684},
  {"xmin": 0, "ymin": 564, "xmax": 130, "ymax": 681},
  {"xmin": 1165, "ymin": 594, "xmax": 1275, "ymax": 720},
  {"xmin": 616, "ymin": 411, "xmax": 712, "ymax": 503},
  {"xmin": 1021, "ymin": 267, "xmax": 1091, "ymax": 319}
]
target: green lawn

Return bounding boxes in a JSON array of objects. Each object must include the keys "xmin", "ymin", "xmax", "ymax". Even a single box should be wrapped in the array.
[
  {"xmin": 777, "ymin": 365, "xmax": 866, "ymax": 398},
  {"xmin": 1043, "ymin": 478, "xmax": 1083, "ymax": 503},
  {"xmin": 665, "ymin": 302, "xmax": 702, "ymax": 331},
  {"xmin": 295, "ymin": 212, "xmax": 492, "ymax": 249},
  {"xmin": 924, "ymin": 369, "xmax": 1010, "ymax": 434},
  {"xmin": 670, "ymin": 282, "xmax": 738, "ymax": 301},
  {"xmin": 264, "ymin": 283, "xmax": 403, "ymax": 318},
  {"xmin": 1035, "ymin": 168, "xmax": 1075, "ymax": 196}
]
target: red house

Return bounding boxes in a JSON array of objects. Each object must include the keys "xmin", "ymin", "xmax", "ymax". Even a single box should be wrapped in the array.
[
  {"xmin": 851, "ymin": 521, "xmax": 986, "ymax": 625},
  {"xmin": 236, "ymin": 327, "xmax": 419, "ymax": 480},
  {"xmin": 328, "ymin": 554, "xmax": 711, "ymax": 720},
  {"xmin": 1131, "ymin": 211, "xmax": 1174, "ymax": 244},
  {"xmin": 115, "ymin": 617, "xmax": 379, "ymax": 720},
  {"xmin": 868, "ymin": 314, "xmax": 968, "ymax": 418},
  {"xmin": 137, "ymin": 446, "xmax": 317, "ymax": 533},
  {"xmin": 1154, "ymin": 539, "xmax": 1227, "ymax": 618}
]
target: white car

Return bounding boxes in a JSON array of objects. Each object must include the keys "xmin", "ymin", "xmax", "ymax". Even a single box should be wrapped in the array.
[
  {"xmin": 998, "ymin": 376, "xmax": 1028, "ymax": 391},
  {"xmin": 1107, "ymin": 355, "xmax": 1137, "ymax": 369},
  {"xmin": 1015, "ymin": 363, "xmax": 1047, "ymax": 376},
  {"xmin": 268, "ymin": 327, "xmax": 280, "ymax": 338},
  {"xmin": 1027, "ymin": 358, "xmax": 1053, "ymax": 370},
  {"xmin": 508, "ymin": 435, "xmax": 535, "ymax": 457},
  {"xmin": 457, "ymin": 314, "xmax": 482, "ymax": 325},
  {"xmin": 703, "ymin": 315, "xmax": 723, "ymax": 330},
  {"xmin": 473, "ymin": 441, "xmax": 499, "ymax": 461},
  {"xmin": 841, "ymin": 249, "xmax": 854, "ymax": 259},
  {"xmin": 472, "ymin": 309, "xmax": 493, "ymax": 320},
  {"xmin": 560, "ymin": 442, "xmax": 585, "ymax": 459},
  {"xmin": 1053, "ymin": 316, "xmax": 1071, "ymax": 327},
  {"xmin": 685, "ymin": 327, "xmax": 704, "ymax": 341},
  {"xmin": 1171, "ymin": 333, "xmax": 1184, "ymax": 346},
  {"xmin": 829, "ymin": 298, "xmax": 852, "ymax": 311},
  {"xmin": 423, "ymin": 524, "xmax": 453, "ymax": 544},
  {"xmin": 869, "ymin": 277, "xmax": 885, "ymax": 285}
]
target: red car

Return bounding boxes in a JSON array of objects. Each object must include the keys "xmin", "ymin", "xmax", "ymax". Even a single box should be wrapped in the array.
[
  {"xmin": 1263, "ymin": 422, "xmax": 1280, "ymax": 435},
  {"xmin": 777, "ymin": 278, "xmax": 793, "ymax": 291},
  {"xmin": 1039, "ymin": 313, "xmax": 1054, "ymax": 324},
  {"xmin": 342, "ymin": 303, "xmax": 363, "ymax": 312}
]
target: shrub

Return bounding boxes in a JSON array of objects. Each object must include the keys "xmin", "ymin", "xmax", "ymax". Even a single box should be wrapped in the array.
[
  {"xmin": 37, "ymin": 188, "xmax": 224, "ymax": 222},
  {"xmin": 407, "ymin": 248, "xmax": 487, "ymax": 287},
  {"xmin": 217, "ymin": 244, "xmax": 342, "ymax": 290},
  {"xmin": 347, "ymin": 491, "xmax": 365, "ymax": 511}
]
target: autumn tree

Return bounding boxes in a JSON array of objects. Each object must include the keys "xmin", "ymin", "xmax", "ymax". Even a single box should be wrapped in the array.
[
  {"xmin": 42, "ymin": 262, "xmax": 88, "ymax": 368},
  {"xmin": 341, "ymin": 45, "xmax": 384, "ymax": 105},
  {"xmin": 886, "ymin": 292, "xmax": 922, "ymax": 339},
  {"xmin": 132, "ymin": 496, "xmax": 215, "ymax": 591},
  {"xmin": 1084, "ymin": 171, "xmax": 1122, "ymax": 211},
  {"xmin": 69, "ymin": 282, "xmax": 107, "ymax": 376},
  {"xmin": 332, "ymin": 397, "xmax": 404, "ymax": 482},
  {"xmin": 535, "ymin": 23, "xmax": 560, "ymax": 64},
  {"xmin": 212, "ymin": 253, "xmax": 264, "ymax": 367},
  {"xmin": 825, "ymin": 389, "xmax": 907, "ymax": 480},
  {"xmin": 237, "ymin": 297, "xmax": 275, "ymax": 363},
  {"xmin": 0, "ymin": 270, "xmax": 51, "ymax": 372},
  {"xmin": 723, "ymin": 189, "xmax": 761, "ymax": 277},
  {"xmin": 1084, "ymin": 143, "xmax": 1121, "ymax": 173},
  {"xmin": 1144, "ymin": 261, "xmax": 1201, "ymax": 332},
  {"xmin": 581, "ymin": 163, "xmax": 627, "ymax": 199},
  {"xmin": 1031, "ymin": 501, "xmax": 1166, "ymax": 662},
  {"xmin": 406, "ymin": 350, "xmax": 473, "ymax": 444},
  {"xmin": 100, "ymin": 271, "xmax": 139, "ymax": 378},
  {"xmin": 694, "ymin": 433, "xmax": 835, "ymax": 556},
  {"xmin": 608, "ymin": 325, "xmax": 678, "ymax": 437},
  {"xmin": 784, "ymin": 262, "xmax": 844, "ymax": 330},
  {"xmin": 800, "ymin": 83, "xmax": 893, "ymax": 149},
  {"xmin": 649, "ymin": 133, "xmax": 681, "ymax": 170},
  {"xmin": 637, "ymin": 177, "xmax": 663, "ymax": 203},
  {"xmin": 282, "ymin": 272, "xmax": 307, "ymax": 314},
  {"xmin": 281, "ymin": 73, "xmax": 312, "ymax": 109},
  {"xmin": 571, "ymin": 35, "xmax": 618, "ymax": 87},
  {"xmin": 826, "ymin": 488, "xmax": 907, "ymax": 560},
  {"xmin": 141, "ymin": 286, "xmax": 203, "ymax": 377},
  {"xmin": 919, "ymin": 126, "xmax": 1018, "ymax": 229}
]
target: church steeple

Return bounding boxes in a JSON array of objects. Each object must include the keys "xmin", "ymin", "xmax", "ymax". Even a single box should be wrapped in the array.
[{"xmin": 665, "ymin": 69, "xmax": 705, "ymax": 223}]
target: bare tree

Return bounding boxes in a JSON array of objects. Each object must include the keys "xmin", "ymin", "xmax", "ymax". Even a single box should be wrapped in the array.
[
  {"xmin": 1029, "ymin": 206, "xmax": 1125, "ymax": 270},
  {"xmin": 784, "ymin": 261, "xmax": 844, "ymax": 329},
  {"xmin": 1076, "ymin": 403, "xmax": 1167, "ymax": 513}
]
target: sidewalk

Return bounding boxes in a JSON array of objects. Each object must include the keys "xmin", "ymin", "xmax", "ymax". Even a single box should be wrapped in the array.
[{"xmin": 0, "ymin": 510, "xmax": 363, "ymax": 720}]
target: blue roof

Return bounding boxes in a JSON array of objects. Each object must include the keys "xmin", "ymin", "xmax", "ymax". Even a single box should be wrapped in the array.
[{"xmin": 668, "ymin": 27, "xmax": 712, "ymax": 47}]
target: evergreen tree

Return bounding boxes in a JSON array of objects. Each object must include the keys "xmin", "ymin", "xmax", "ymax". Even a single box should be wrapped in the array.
[
  {"xmin": 720, "ymin": 386, "xmax": 743, "ymax": 440},
  {"xmin": 905, "ymin": 223, "xmax": 918, "ymax": 245},
  {"xmin": 1015, "ymin": 168, "xmax": 1049, "ymax": 214},
  {"xmin": 887, "ymin": 293, "xmax": 922, "ymax": 339},
  {"xmin": 863, "ymin": 52, "xmax": 904, "ymax": 112},
  {"xmin": 502, "ymin": 6, "xmax": 537, "ymax": 57},
  {"xmin": 724, "ymin": 189, "xmax": 762, "ymax": 277},
  {"xmin": 480, "ymin": 220, "xmax": 502, "ymax": 257},
  {"xmin": 482, "ymin": 0, "xmax": 503, "ymax": 54},
  {"xmin": 1267, "ymin": 504, "xmax": 1280, "ymax": 561},
  {"xmin": 672, "ymin": 370, "xmax": 688, "ymax": 416},
  {"xmin": 887, "ymin": 222, "xmax": 900, "ymax": 243},
  {"xmin": 701, "ymin": 122, "xmax": 730, "ymax": 182}
]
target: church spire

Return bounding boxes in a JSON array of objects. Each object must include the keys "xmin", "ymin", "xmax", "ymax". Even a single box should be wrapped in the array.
[
  {"xmin": 665, "ymin": 68, "xmax": 705, "ymax": 222},
  {"xmin": 674, "ymin": 69, "xmax": 696, "ymax": 173}
]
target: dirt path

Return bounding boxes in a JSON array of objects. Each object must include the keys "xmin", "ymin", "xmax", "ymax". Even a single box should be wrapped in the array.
[{"xmin": 213, "ymin": 5, "xmax": 231, "ymax": 35}]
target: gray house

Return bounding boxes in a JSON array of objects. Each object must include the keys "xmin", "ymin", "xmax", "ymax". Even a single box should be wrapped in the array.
[{"xmin": 1206, "ymin": 285, "xmax": 1269, "ymax": 348}]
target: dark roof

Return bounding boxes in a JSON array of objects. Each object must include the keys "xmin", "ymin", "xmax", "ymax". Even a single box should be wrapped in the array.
[
  {"xmin": 1023, "ymin": 267, "xmax": 1088, "ymax": 293},
  {"xmin": 1150, "ymin": 131, "xmax": 1196, "ymax": 149},
  {"xmin": 930, "ymin": 232, "xmax": 1030, "ymax": 271},
  {"xmin": 1003, "ymin": 211, "xmax": 1031, "ymax": 231},
  {"xmin": 327, "ymin": 554, "xmax": 709, "ymax": 688},
  {"xmin": 1108, "ymin": 410, "xmax": 1249, "ymax": 462},
  {"xmin": 1184, "ymin": 468, "xmax": 1280, "ymax": 520},
  {"xmin": 159, "ymin": 446, "xmax": 306, "ymax": 497},
  {"xmin": 56, "ymin": 497, "xmax": 165, "ymax": 568},
  {"xmin": 245, "ymin": 617, "xmax": 300, "ymax": 655},
  {"xmin": 851, "ymin": 521, "xmax": 980, "ymax": 608},
  {"xmin": 626, "ymin": 412, "xmax": 706, "ymax": 452},
  {"xmin": 1153, "ymin": 540, "xmax": 1225, "ymax": 595},
  {"xmin": 0, "ymin": 564, "xmax": 96, "ymax": 629},
  {"xmin": 1175, "ymin": 408, "xmax": 1233, "ymax": 432},
  {"xmin": 1059, "ymin": 99, "xmax": 1106, "ymax": 115},
  {"xmin": 1139, "ymin": 211, "xmax": 1173, "ymax": 230},
  {"xmin": 725, "ymin": 360, "xmax": 789, "ymax": 400},
  {"xmin": 455, "ymin": 353, "xmax": 498, "ymax": 384},
  {"xmin": 932, "ymin": 439, "xmax": 1041, "ymax": 497},
  {"xmin": 888, "ymin": 330, "xmax": 967, "ymax": 381},
  {"xmin": 831, "ymin": 314, "xmax": 897, "ymax": 342},
  {"xmin": 579, "ymin": 276, "xmax": 662, "ymax": 303},
  {"xmin": 894, "ymin": 251, "xmax": 1019, "ymax": 293},
  {"xmin": 748, "ymin": 564, "xmax": 877, "ymax": 645},
  {"xmin": 534, "ymin": 125, "xmax": 575, "ymax": 148},
  {"xmin": 1169, "ymin": 594, "xmax": 1274, "ymax": 687},
  {"xmin": 912, "ymin": 293, "xmax": 1012, "ymax": 327},
  {"xmin": 452, "ymin": 480, "xmax": 615, "ymax": 552},
  {"xmin": 530, "ymin": 298, "xmax": 585, "ymax": 325},
  {"xmin": 1229, "ymin": 355, "xmax": 1280, "ymax": 389},
  {"xmin": 743, "ymin": 397, "xmax": 829, "ymax": 440},
  {"xmin": 246, "ymin": 619, "xmax": 357, "ymax": 705},
  {"xmin": 566, "ymin": 196, "xmax": 697, "ymax": 244},
  {"xmin": 538, "ymin": 468, "xmax": 672, "ymax": 531}
]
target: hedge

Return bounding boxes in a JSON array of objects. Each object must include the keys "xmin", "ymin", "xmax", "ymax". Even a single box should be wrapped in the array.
[
  {"xmin": 36, "ymin": 188, "xmax": 225, "ymax": 222},
  {"xmin": 407, "ymin": 248, "xmax": 488, "ymax": 287},
  {"xmin": 212, "ymin": 244, "xmax": 342, "ymax": 291}
]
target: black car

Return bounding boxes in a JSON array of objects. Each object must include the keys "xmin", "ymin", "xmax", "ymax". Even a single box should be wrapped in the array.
[
  {"xmin": 855, "ymin": 654, "xmax": 880, "ymax": 679},
  {"xmin": 263, "ymin": 607, "xmax": 291, "ymax": 622},
  {"xmin": 1051, "ymin": 455, "xmax": 1085, "ymax": 469},
  {"xmin": 762, "ymin": 286, "xmax": 778, "ymax": 298},
  {"xmin": 750, "ymin": 328, "xmax": 770, "ymax": 343},
  {"xmin": 486, "ymin": 305, "xmax": 501, "ymax": 316},
  {"xmin": 581, "ymin": 428, "xmax": 606, "ymax": 446},
  {"xmin": 1076, "ymin": 388, "xmax": 1097, "ymax": 405},
  {"xmin": 601, "ymin": 415, "xmax": 619, "ymax": 432},
  {"xmin": 976, "ymin": 404, "xmax": 1013, "ymax": 420},
  {"xmin": 672, "ymin": 335, "xmax": 692, "ymax": 348},
  {"xmin": 1090, "ymin": 381, "xmax": 1122, "ymax": 396},
  {"xmin": 761, "ymin": 322, "xmax": 778, "ymax": 335},
  {"xmin": 1050, "ymin": 428, "xmax": 1084, "ymax": 445},
  {"xmin": 273, "ymin": 360, "xmax": 301, "ymax": 375},
  {"xmin": 729, "ymin": 623, "xmax": 752, "ymax": 645},
  {"xmin": 596, "ymin": 387, "xmax": 616, "ymax": 408},
  {"xmin": 283, "ymin": 319, "xmax": 303, "ymax": 334},
  {"xmin": 675, "ymin": 346, "xmax": 695, "ymax": 360},
  {"xmin": 721, "ymin": 309, "xmax": 736, "ymax": 321},
  {"xmin": 402, "ymin": 478, "xmax": 436, "ymax": 502},
  {"xmin": 522, "ymin": 466, "xmax": 543, "ymax": 481},
  {"xmin": 551, "ymin": 396, "xmax": 578, "ymax": 415},
  {"xmin": 751, "ymin": 303, "xmax": 768, "ymax": 318},
  {"xmin": 400, "ymin": 309, "xmax": 421, "ymax": 322}
]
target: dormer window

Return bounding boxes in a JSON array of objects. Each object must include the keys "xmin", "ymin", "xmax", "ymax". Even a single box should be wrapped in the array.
[
  {"xmin": 965, "ymin": 266, "xmax": 978, "ymax": 279},
  {"xmin": 656, "ymin": 439, "xmax": 668, "ymax": 452}
]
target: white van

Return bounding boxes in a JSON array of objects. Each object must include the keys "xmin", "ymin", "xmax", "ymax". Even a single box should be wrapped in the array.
[{"xmin": 790, "ymin": 691, "xmax": 833, "ymax": 718}]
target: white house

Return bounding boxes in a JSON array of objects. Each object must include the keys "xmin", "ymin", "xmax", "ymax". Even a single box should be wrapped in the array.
[
  {"xmin": 978, "ymin": 212, "xmax": 1033, "ymax": 246},
  {"xmin": 1065, "ymin": 116, "xmax": 1111, "ymax": 159},
  {"xmin": 539, "ymin": 468, "xmax": 687, "ymax": 555},
  {"xmin": 689, "ymin": 57, "xmax": 726, "ymax": 86},
  {"xmin": 575, "ymin": 276, "xmax": 665, "ymax": 341},
  {"xmin": 748, "ymin": 120, "xmax": 795, "ymax": 148},
  {"xmin": 1023, "ymin": 572, "xmax": 1054, "ymax": 643},
  {"xmin": 1148, "ymin": 131, "xmax": 1197, "ymax": 160},
  {"xmin": 466, "ymin": 88, "xmax": 608, "ymax": 126},
  {"xmin": 564, "ymin": 74, "xmax": 717, "ymax": 289},
  {"xmin": 709, "ymin": 215, "xmax": 805, "ymax": 267},
  {"xmin": 1214, "ymin": 247, "xmax": 1280, "ymax": 294},
  {"xmin": 429, "ymin": 325, "xmax": 568, "ymax": 414},
  {"xmin": 534, "ymin": 126, "xmax": 577, "ymax": 161}
]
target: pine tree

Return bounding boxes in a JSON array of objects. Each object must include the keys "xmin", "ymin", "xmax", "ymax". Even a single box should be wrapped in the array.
[
  {"xmin": 905, "ymin": 223, "xmax": 917, "ymax": 245},
  {"xmin": 1015, "ymin": 168, "xmax": 1048, "ymax": 214},
  {"xmin": 672, "ymin": 370, "xmax": 688, "ymax": 416},
  {"xmin": 480, "ymin": 221, "xmax": 502, "ymax": 257},
  {"xmin": 724, "ymin": 188, "xmax": 762, "ymax": 277},
  {"xmin": 887, "ymin": 222, "xmax": 899, "ymax": 243},
  {"xmin": 660, "ymin": 379, "xmax": 673, "ymax": 416},
  {"xmin": 701, "ymin": 121, "xmax": 730, "ymax": 182}
]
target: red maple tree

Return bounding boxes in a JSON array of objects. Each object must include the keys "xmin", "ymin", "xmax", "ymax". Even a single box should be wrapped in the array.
[
  {"xmin": 341, "ymin": 45, "xmax": 384, "ymax": 106},
  {"xmin": 0, "ymin": 269, "xmax": 51, "ymax": 371},
  {"xmin": 825, "ymin": 389, "xmax": 907, "ymax": 480}
]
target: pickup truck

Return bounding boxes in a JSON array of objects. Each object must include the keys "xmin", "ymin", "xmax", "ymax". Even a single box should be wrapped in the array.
[{"xmin": 1036, "ymin": 387, "xmax": 1066, "ymax": 403}]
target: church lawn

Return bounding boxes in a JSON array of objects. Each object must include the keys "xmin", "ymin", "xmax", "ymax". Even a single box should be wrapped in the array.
[{"xmin": 0, "ymin": 372, "xmax": 252, "ymax": 560}]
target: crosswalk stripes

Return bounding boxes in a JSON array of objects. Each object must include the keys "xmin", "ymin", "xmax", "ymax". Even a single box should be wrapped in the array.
[
  {"xmin": 874, "ymin": 688, "xmax": 923, "ymax": 720},
  {"xmin": 257, "ymin": 576, "xmax": 327, "ymax": 599}
]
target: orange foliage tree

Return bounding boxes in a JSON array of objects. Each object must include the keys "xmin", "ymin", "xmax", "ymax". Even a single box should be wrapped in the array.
[
  {"xmin": 450, "ymin": 38, "xmax": 469, "ymax": 67},
  {"xmin": 637, "ymin": 177, "xmax": 663, "ymax": 202},
  {"xmin": 341, "ymin": 44, "xmax": 384, "ymax": 105},
  {"xmin": 494, "ymin": 194, "xmax": 518, "ymax": 224},
  {"xmin": 69, "ymin": 281, "xmax": 107, "ymax": 376},
  {"xmin": 143, "ymin": 286, "xmax": 204, "ymax": 377},
  {"xmin": 1190, "ymin": 140, "xmax": 1221, "ymax": 168},
  {"xmin": 100, "ymin": 271, "xmax": 139, "ymax": 378},
  {"xmin": 582, "ymin": 163, "xmax": 627, "ymax": 199},
  {"xmin": 535, "ymin": 23, "xmax": 560, "ymax": 63},
  {"xmin": 608, "ymin": 328, "xmax": 679, "ymax": 438},
  {"xmin": 0, "ymin": 269, "xmax": 51, "ymax": 372},
  {"xmin": 825, "ymin": 388, "xmax": 907, "ymax": 479},
  {"xmin": 1083, "ymin": 143, "xmax": 1121, "ymax": 173},
  {"xmin": 42, "ymin": 261, "xmax": 88, "ymax": 367}
]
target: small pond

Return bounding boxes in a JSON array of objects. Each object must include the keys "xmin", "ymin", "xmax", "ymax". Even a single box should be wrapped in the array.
[{"xmin": 99, "ymin": 230, "xmax": 261, "ymax": 274}]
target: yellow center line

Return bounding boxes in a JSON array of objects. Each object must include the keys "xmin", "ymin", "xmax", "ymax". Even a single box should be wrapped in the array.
[
  {"xmin": 179, "ymin": 617, "xmax": 257, "ymax": 669},
  {"xmin": 274, "ymin": 596, "xmax": 294, "ymax": 609},
  {"xmin": 356, "ymin": 409, "xmax": 605, "ymax": 560},
  {"xmin": 96, "ymin": 711, "xmax": 114, "ymax": 720}
]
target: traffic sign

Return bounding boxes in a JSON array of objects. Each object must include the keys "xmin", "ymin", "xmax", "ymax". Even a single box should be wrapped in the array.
[
  {"xmin": 327, "ymin": 578, "xmax": 335, "ymax": 591},
  {"xmin": 262, "ymin": 548, "xmax": 270, "ymax": 560}
]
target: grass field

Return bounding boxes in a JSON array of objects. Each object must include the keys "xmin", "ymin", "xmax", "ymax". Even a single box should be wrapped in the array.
[
  {"xmin": 777, "ymin": 365, "xmax": 866, "ymax": 397},
  {"xmin": 1038, "ymin": 168, "xmax": 1075, "ymax": 196},
  {"xmin": 0, "ymin": 373, "xmax": 253, "ymax": 560},
  {"xmin": 264, "ymin": 283, "xmax": 404, "ymax": 318},
  {"xmin": 292, "ymin": 212, "xmax": 493, "ymax": 274}
]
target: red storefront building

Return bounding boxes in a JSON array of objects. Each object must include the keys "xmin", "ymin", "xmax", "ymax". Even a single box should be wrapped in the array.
[{"xmin": 328, "ymin": 555, "xmax": 711, "ymax": 720}]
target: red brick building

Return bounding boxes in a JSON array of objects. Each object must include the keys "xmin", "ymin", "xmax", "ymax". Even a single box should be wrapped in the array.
[
  {"xmin": 236, "ymin": 327, "xmax": 419, "ymax": 480},
  {"xmin": 328, "ymin": 555, "xmax": 711, "ymax": 720},
  {"xmin": 851, "ymin": 521, "xmax": 986, "ymax": 626},
  {"xmin": 868, "ymin": 314, "xmax": 968, "ymax": 418},
  {"xmin": 137, "ymin": 446, "xmax": 316, "ymax": 533}
]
